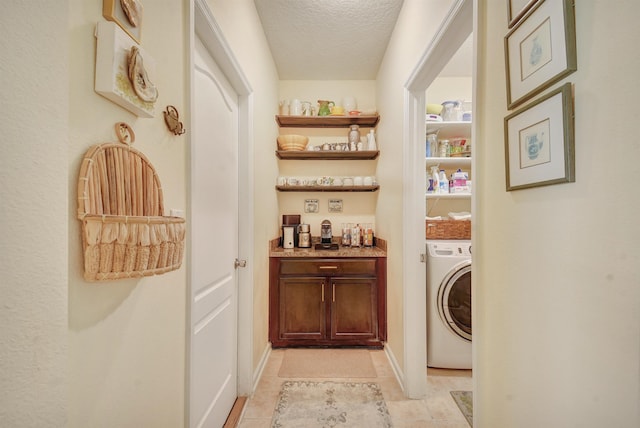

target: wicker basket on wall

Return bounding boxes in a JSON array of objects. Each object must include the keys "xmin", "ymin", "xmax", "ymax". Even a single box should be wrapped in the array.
[{"xmin": 77, "ymin": 138, "xmax": 185, "ymax": 281}]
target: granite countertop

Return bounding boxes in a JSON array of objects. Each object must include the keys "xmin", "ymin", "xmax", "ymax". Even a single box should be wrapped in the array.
[{"xmin": 269, "ymin": 237, "xmax": 387, "ymax": 258}]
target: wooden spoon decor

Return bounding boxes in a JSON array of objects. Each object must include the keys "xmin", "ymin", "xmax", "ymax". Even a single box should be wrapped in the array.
[{"xmin": 115, "ymin": 122, "xmax": 135, "ymax": 145}]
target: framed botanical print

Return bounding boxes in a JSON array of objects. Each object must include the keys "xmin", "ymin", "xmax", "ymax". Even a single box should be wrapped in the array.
[
  {"xmin": 507, "ymin": 0, "xmax": 538, "ymax": 28},
  {"xmin": 504, "ymin": 83, "xmax": 575, "ymax": 191},
  {"xmin": 505, "ymin": 0, "xmax": 577, "ymax": 108}
]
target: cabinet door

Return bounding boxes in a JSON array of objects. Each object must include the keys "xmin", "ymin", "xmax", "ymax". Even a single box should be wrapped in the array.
[
  {"xmin": 330, "ymin": 278, "xmax": 377, "ymax": 341},
  {"xmin": 279, "ymin": 277, "xmax": 326, "ymax": 340}
]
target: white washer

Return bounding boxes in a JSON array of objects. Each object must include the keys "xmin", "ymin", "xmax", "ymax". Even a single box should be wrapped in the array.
[{"xmin": 426, "ymin": 240, "xmax": 472, "ymax": 369}]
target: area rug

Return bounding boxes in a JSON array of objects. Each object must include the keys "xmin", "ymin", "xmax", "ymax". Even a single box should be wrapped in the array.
[
  {"xmin": 271, "ymin": 380, "xmax": 392, "ymax": 427},
  {"xmin": 450, "ymin": 390, "xmax": 473, "ymax": 426},
  {"xmin": 278, "ymin": 349, "xmax": 376, "ymax": 378}
]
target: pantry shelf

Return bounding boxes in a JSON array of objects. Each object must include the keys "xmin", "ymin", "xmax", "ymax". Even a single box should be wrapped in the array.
[
  {"xmin": 425, "ymin": 193, "xmax": 471, "ymax": 200},
  {"xmin": 277, "ymin": 185, "xmax": 379, "ymax": 192},
  {"xmin": 276, "ymin": 150, "xmax": 379, "ymax": 160},
  {"xmin": 276, "ymin": 114, "xmax": 380, "ymax": 128},
  {"xmin": 425, "ymin": 157, "xmax": 471, "ymax": 167}
]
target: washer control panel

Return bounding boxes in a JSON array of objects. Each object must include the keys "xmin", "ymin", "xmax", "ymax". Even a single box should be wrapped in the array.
[{"xmin": 427, "ymin": 241, "xmax": 472, "ymax": 257}]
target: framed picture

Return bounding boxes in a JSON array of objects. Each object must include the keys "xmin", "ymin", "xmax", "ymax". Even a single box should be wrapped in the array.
[
  {"xmin": 507, "ymin": 0, "xmax": 538, "ymax": 28},
  {"xmin": 304, "ymin": 199, "xmax": 319, "ymax": 213},
  {"xmin": 504, "ymin": 0, "xmax": 576, "ymax": 109},
  {"xmin": 328, "ymin": 199, "xmax": 343, "ymax": 213},
  {"xmin": 103, "ymin": 0, "xmax": 143, "ymax": 44},
  {"xmin": 504, "ymin": 82, "xmax": 574, "ymax": 191}
]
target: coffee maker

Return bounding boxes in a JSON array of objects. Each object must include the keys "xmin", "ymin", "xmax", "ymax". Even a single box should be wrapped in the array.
[{"xmin": 321, "ymin": 219, "xmax": 332, "ymax": 244}]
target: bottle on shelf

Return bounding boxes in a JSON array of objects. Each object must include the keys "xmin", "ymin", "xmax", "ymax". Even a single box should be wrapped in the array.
[
  {"xmin": 430, "ymin": 166, "xmax": 440, "ymax": 194},
  {"xmin": 439, "ymin": 169, "xmax": 449, "ymax": 194},
  {"xmin": 367, "ymin": 129, "xmax": 377, "ymax": 151},
  {"xmin": 348, "ymin": 125, "xmax": 361, "ymax": 151}
]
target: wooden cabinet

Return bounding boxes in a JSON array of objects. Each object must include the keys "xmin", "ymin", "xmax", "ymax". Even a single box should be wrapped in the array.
[{"xmin": 269, "ymin": 257, "xmax": 387, "ymax": 348}]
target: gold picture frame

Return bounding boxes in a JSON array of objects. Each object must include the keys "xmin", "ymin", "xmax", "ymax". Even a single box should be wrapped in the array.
[
  {"xmin": 504, "ymin": 0, "xmax": 577, "ymax": 109},
  {"xmin": 504, "ymin": 83, "xmax": 575, "ymax": 191},
  {"xmin": 507, "ymin": 0, "xmax": 538, "ymax": 28},
  {"xmin": 103, "ymin": 0, "xmax": 143, "ymax": 44}
]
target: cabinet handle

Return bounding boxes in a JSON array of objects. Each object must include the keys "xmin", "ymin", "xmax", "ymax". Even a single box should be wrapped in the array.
[
  {"xmin": 322, "ymin": 284, "xmax": 325, "ymax": 302},
  {"xmin": 319, "ymin": 266, "xmax": 338, "ymax": 270},
  {"xmin": 332, "ymin": 283, "xmax": 335, "ymax": 302}
]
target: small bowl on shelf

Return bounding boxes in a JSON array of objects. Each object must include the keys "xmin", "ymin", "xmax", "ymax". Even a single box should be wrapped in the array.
[{"xmin": 277, "ymin": 134, "xmax": 309, "ymax": 151}]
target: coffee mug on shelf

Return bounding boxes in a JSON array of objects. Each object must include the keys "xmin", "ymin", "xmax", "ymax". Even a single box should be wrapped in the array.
[{"xmin": 330, "ymin": 105, "xmax": 345, "ymax": 115}]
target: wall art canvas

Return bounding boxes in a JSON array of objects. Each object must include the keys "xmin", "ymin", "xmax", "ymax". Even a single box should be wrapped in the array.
[
  {"xmin": 103, "ymin": 0, "xmax": 143, "ymax": 44},
  {"xmin": 95, "ymin": 21, "xmax": 156, "ymax": 118}
]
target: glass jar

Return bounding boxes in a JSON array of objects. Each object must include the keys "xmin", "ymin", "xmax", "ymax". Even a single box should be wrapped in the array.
[{"xmin": 438, "ymin": 139, "xmax": 450, "ymax": 157}]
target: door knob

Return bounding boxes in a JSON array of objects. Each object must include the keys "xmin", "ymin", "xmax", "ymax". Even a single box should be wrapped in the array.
[{"xmin": 234, "ymin": 259, "xmax": 247, "ymax": 269}]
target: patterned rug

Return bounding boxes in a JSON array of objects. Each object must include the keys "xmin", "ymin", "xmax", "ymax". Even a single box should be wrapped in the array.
[
  {"xmin": 450, "ymin": 390, "xmax": 473, "ymax": 426},
  {"xmin": 271, "ymin": 381, "xmax": 393, "ymax": 427}
]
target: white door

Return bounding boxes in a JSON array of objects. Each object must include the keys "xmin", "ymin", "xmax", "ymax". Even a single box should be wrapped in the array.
[{"xmin": 189, "ymin": 36, "xmax": 239, "ymax": 428}]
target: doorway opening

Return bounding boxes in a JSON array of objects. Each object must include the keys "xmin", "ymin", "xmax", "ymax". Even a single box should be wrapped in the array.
[{"xmin": 402, "ymin": 0, "xmax": 474, "ymax": 399}]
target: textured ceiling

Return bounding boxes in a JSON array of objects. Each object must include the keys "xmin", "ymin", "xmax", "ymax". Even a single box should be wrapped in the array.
[{"xmin": 254, "ymin": 0, "xmax": 405, "ymax": 80}]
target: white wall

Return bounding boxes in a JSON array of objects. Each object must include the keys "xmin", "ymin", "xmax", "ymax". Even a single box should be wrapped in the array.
[
  {"xmin": 67, "ymin": 1, "xmax": 187, "ymax": 426},
  {"xmin": 204, "ymin": 0, "xmax": 280, "ymax": 375},
  {"xmin": 0, "ymin": 3, "xmax": 68, "ymax": 426},
  {"xmin": 474, "ymin": 1, "xmax": 640, "ymax": 426},
  {"xmin": 375, "ymin": 0, "xmax": 455, "ymax": 375}
]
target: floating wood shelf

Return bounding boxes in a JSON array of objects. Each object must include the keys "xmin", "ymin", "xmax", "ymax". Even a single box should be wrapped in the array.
[
  {"xmin": 276, "ymin": 114, "xmax": 380, "ymax": 128},
  {"xmin": 276, "ymin": 150, "xmax": 379, "ymax": 160},
  {"xmin": 276, "ymin": 185, "xmax": 379, "ymax": 192}
]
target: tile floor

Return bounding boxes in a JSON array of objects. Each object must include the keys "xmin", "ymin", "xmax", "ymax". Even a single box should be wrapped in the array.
[{"xmin": 237, "ymin": 348, "xmax": 472, "ymax": 427}]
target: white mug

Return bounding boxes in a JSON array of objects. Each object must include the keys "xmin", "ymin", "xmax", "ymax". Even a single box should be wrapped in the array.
[
  {"xmin": 343, "ymin": 177, "xmax": 354, "ymax": 186},
  {"xmin": 290, "ymin": 99, "xmax": 302, "ymax": 116},
  {"xmin": 353, "ymin": 176, "xmax": 364, "ymax": 186},
  {"xmin": 363, "ymin": 176, "xmax": 373, "ymax": 186}
]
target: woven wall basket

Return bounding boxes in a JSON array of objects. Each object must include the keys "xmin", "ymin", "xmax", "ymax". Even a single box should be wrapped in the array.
[{"xmin": 77, "ymin": 140, "xmax": 185, "ymax": 281}]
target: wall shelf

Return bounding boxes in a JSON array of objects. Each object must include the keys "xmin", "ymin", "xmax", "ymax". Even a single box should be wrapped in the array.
[
  {"xmin": 276, "ymin": 150, "xmax": 379, "ymax": 160},
  {"xmin": 425, "ymin": 192, "xmax": 470, "ymax": 200},
  {"xmin": 276, "ymin": 114, "xmax": 380, "ymax": 128},
  {"xmin": 277, "ymin": 185, "xmax": 379, "ymax": 192},
  {"xmin": 426, "ymin": 120, "xmax": 471, "ymax": 139},
  {"xmin": 425, "ymin": 156, "xmax": 471, "ymax": 167}
]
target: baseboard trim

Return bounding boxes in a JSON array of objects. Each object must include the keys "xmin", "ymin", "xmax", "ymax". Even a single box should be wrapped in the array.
[
  {"xmin": 251, "ymin": 343, "xmax": 272, "ymax": 393},
  {"xmin": 383, "ymin": 344, "xmax": 405, "ymax": 394}
]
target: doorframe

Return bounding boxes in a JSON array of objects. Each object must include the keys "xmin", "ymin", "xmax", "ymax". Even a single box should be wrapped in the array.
[
  {"xmin": 187, "ymin": 0, "xmax": 255, "ymax": 423},
  {"xmin": 402, "ymin": 0, "xmax": 474, "ymax": 399}
]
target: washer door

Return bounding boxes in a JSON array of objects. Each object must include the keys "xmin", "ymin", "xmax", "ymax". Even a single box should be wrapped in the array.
[{"xmin": 437, "ymin": 260, "xmax": 472, "ymax": 341}]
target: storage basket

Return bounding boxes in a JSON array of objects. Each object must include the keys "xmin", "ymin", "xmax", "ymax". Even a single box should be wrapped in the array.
[
  {"xmin": 77, "ymin": 140, "xmax": 186, "ymax": 281},
  {"xmin": 425, "ymin": 219, "xmax": 471, "ymax": 240}
]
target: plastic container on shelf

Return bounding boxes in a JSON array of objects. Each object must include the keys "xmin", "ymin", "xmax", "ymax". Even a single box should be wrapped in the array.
[{"xmin": 426, "ymin": 133, "xmax": 437, "ymax": 157}]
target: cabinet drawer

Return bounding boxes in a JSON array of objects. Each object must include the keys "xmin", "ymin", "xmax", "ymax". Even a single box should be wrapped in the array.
[{"xmin": 280, "ymin": 259, "xmax": 377, "ymax": 276}]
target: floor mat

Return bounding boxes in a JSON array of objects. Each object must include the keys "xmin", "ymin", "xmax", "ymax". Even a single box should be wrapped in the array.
[
  {"xmin": 278, "ymin": 349, "xmax": 376, "ymax": 378},
  {"xmin": 450, "ymin": 390, "xmax": 473, "ymax": 426}
]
